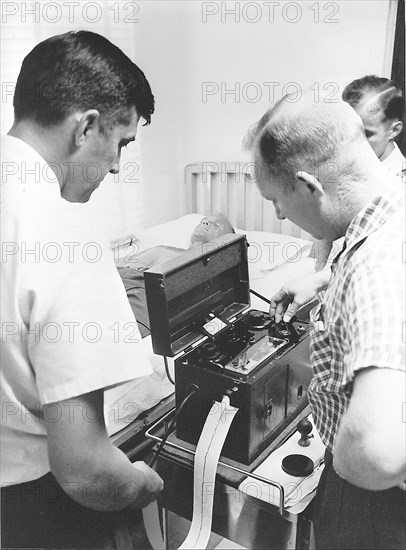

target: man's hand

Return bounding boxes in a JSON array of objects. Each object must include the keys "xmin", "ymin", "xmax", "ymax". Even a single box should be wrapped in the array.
[
  {"xmin": 131, "ymin": 461, "xmax": 164, "ymax": 506},
  {"xmin": 45, "ymin": 390, "xmax": 164, "ymax": 511},
  {"xmin": 270, "ymin": 269, "xmax": 331, "ymax": 322}
]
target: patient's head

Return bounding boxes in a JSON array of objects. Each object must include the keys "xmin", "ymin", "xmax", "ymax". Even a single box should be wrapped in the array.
[{"xmin": 190, "ymin": 214, "xmax": 235, "ymax": 246}]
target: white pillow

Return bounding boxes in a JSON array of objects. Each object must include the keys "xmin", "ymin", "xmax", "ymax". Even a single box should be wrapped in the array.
[{"xmin": 116, "ymin": 214, "xmax": 312, "ymax": 277}]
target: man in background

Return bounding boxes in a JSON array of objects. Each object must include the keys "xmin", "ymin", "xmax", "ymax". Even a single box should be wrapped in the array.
[
  {"xmin": 342, "ymin": 75, "xmax": 405, "ymax": 174},
  {"xmin": 248, "ymin": 94, "xmax": 405, "ymax": 548},
  {"xmin": 314, "ymin": 75, "xmax": 405, "ymax": 271},
  {"xmin": 1, "ymin": 31, "xmax": 163, "ymax": 548}
]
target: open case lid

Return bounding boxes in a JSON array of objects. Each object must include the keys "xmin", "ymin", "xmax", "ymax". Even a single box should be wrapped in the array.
[{"xmin": 144, "ymin": 234, "xmax": 250, "ymax": 357}]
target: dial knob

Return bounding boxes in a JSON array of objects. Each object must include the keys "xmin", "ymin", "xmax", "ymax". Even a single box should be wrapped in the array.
[
  {"xmin": 297, "ymin": 418, "xmax": 314, "ymax": 447},
  {"xmin": 200, "ymin": 342, "xmax": 221, "ymax": 360},
  {"xmin": 249, "ymin": 310, "xmax": 265, "ymax": 326}
]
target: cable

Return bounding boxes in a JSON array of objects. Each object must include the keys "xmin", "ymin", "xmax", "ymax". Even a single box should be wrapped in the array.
[
  {"xmin": 131, "ymin": 316, "xmax": 174, "ymax": 385},
  {"xmin": 135, "ymin": 319, "xmax": 151, "ymax": 333},
  {"xmin": 128, "ymin": 315, "xmax": 175, "ymax": 386},
  {"xmin": 163, "ymin": 355, "xmax": 175, "ymax": 386},
  {"xmin": 250, "ymin": 288, "xmax": 272, "ymax": 306},
  {"xmin": 149, "ymin": 387, "xmax": 199, "ymax": 468}
]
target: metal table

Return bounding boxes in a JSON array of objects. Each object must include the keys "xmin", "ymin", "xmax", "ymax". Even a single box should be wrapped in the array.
[{"xmin": 146, "ymin": 407, "xmax": 316, "ymax": 550}]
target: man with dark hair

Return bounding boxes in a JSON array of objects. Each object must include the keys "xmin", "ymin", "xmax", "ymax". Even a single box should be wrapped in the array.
[
  {"xmin": 13, "ymin": 30, "xmax": 154, "ymax": 131},
  {"xmin": 1, "ymin": 31, "xmax": 162, "ymax": 548},
  {"xmin": 342, "ymin": 75, "xmax": 405, "ymax": 170},
  {"xmin": 249, "ymin": 95, "xmax": 405, "ymax": 549}
]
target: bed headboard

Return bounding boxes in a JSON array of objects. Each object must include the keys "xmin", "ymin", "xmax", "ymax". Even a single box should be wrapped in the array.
[{"xmin": 184, "ymin": 162, "xmax": 313, "ymax": 239}]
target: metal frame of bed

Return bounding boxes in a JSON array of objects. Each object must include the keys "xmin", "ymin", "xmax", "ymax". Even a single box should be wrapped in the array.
[{"xmin": 184, "ymin": 162, "xmax": 312, "ymax": 240}]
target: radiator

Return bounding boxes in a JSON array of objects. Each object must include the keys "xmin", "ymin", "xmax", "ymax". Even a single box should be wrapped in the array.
[{"xmin": 184, "ymin": 162, "xmax": 313, "ymax": 240}]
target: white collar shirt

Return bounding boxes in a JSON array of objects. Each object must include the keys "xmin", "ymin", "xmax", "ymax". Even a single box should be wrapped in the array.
[
  {"xmin": 382, "ymin": 142, "xmax": 405, "ymax": 177},
  {"xmin": 1, "ymin": 135, "xmax": 153, "ymax": 484}
]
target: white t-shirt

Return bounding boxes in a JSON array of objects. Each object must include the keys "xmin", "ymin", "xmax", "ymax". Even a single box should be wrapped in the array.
[{"xmin": 1, "ymin": 135, "xmax": 153, "ymax": 484}]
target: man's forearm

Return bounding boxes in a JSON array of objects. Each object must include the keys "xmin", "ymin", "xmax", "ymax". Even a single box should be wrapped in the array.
[
  {"xmin": 332, "ymin": 368, "xmax": 406, "ymax": 491},
  {"xmin": 52, "ymin": 444, "xmax": 159, "ymax": 511}
]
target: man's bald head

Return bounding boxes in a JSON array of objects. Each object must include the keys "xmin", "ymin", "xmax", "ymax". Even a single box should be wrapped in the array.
[
  {"xmin": 190, "ymin": 214, "xmax": 235, "ymax": 246},
  {"xmin": 246, "ymin": 93, "xmax": 390, "ymax": 242},
  {"xmin": 248, "ymin": 94, "xmax": 367, "ymax": 188}
]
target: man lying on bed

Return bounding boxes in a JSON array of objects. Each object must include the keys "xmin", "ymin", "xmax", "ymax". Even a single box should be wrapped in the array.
[{"xmin": 117, "ymin": 214, "xmax": 235, "ymax": 337}]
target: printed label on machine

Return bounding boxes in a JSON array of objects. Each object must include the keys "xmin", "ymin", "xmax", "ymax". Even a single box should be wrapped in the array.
[{"xmin": 224, "ymin": 335, "xmax": 287, "ymax": 374}]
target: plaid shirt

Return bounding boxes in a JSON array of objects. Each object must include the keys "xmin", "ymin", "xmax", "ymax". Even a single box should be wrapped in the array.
[{"xmin": 308, "ymin": 181, "xmax": 405, "ymax": 452}]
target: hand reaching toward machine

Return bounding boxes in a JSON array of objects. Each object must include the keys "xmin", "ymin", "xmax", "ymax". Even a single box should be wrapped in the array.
[{"xmin": 270, "ymin": 268, "xmax": 331, "ymax": 323}]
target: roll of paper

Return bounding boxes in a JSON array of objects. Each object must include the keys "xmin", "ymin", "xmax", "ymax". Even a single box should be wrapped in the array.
[
  {"xmin": 143, "ymin": 500, "xmax": 165, "ymax": 549},
  {"xmin": 179, "ymin": 395, "xmax": 238, "ymax": 549},
  {"xmin": 143, "ymin": 395, "xmax": 238, "ymax": 550}
]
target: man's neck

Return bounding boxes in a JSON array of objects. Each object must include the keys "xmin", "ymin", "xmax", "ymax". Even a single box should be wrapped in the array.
[
  {"xmin": 332, "ymin": 152, "xmax": 397, "ymax": 239},
  {"xmin": 8, "ymin": 120, "xmax": 69, "ymax": 190}
]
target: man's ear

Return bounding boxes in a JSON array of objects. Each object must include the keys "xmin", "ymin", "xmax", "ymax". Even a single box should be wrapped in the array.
[
  {"xmin": 390, "ymin": 120, "xmax": 403, "ymax": 140},
  {"xmin": 74, "ymin": 109, "xmax": 100, "ymax": 147},
  {"xmin": 295, "ymin": 171, "xmax": 324, "ymax": 198}
]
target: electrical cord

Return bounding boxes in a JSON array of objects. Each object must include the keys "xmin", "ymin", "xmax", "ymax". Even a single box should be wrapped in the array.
[
  {"xmin": 163, "ymin": 355, "xmax": 175, "ymax": 385},
  {"xmin": 135, "ymin": 319, "xmax": 151, "ymax": 333},
  {"xmin": 131, "ymin": 304, "xmax": 193, "ymax": 463},
  {"xmin": 249, "ymin": 288, "xmax": 272, "ymax": 306},
  {"xmin": 132, "ymin": 315, "xmax": 175, "ymax": 386},
  {"xmin": 149, "ymin": 387, "xmax": 199, "ymax": 468}
]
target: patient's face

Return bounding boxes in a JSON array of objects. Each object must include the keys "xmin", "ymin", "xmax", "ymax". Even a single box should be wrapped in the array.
[{"xmin": 190, "ymin": 215, "xmax": 234, "ymax": 245}]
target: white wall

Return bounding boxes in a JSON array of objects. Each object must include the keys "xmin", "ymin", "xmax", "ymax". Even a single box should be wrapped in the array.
[
  {"xmin": 135, "ymin": 0, "xmax": 395, "ymax": 227},
  {"xmin": 1, "ymin": 1, "xmax": 395, "ymax": 233},
  {"xmin": 0, "ymin": 4, "xmax": 146, "ymax": 241}
]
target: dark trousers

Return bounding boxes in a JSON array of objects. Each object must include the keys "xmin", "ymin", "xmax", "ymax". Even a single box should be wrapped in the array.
[
  {"xmin": 1, "ymin": 472, "xmax": 150, "ymax": 549},
  {"xmin": 313, "ymin": 450, "xmax": 406, "ymax": 549}
]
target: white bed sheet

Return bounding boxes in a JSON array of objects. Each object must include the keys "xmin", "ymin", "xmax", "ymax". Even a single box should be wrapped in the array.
[
  {"xmin": 104, "ymin": 337, "xmax": 174, "ymax": 436},
  {"xmin": 105, "ymin": 214, "xmax": 313, "ymax": 435}
]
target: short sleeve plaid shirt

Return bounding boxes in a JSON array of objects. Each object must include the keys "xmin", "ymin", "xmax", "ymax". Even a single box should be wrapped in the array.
[{"xmin": 308, "ymin": 181, "xmax": 405, "ymax": 452}]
